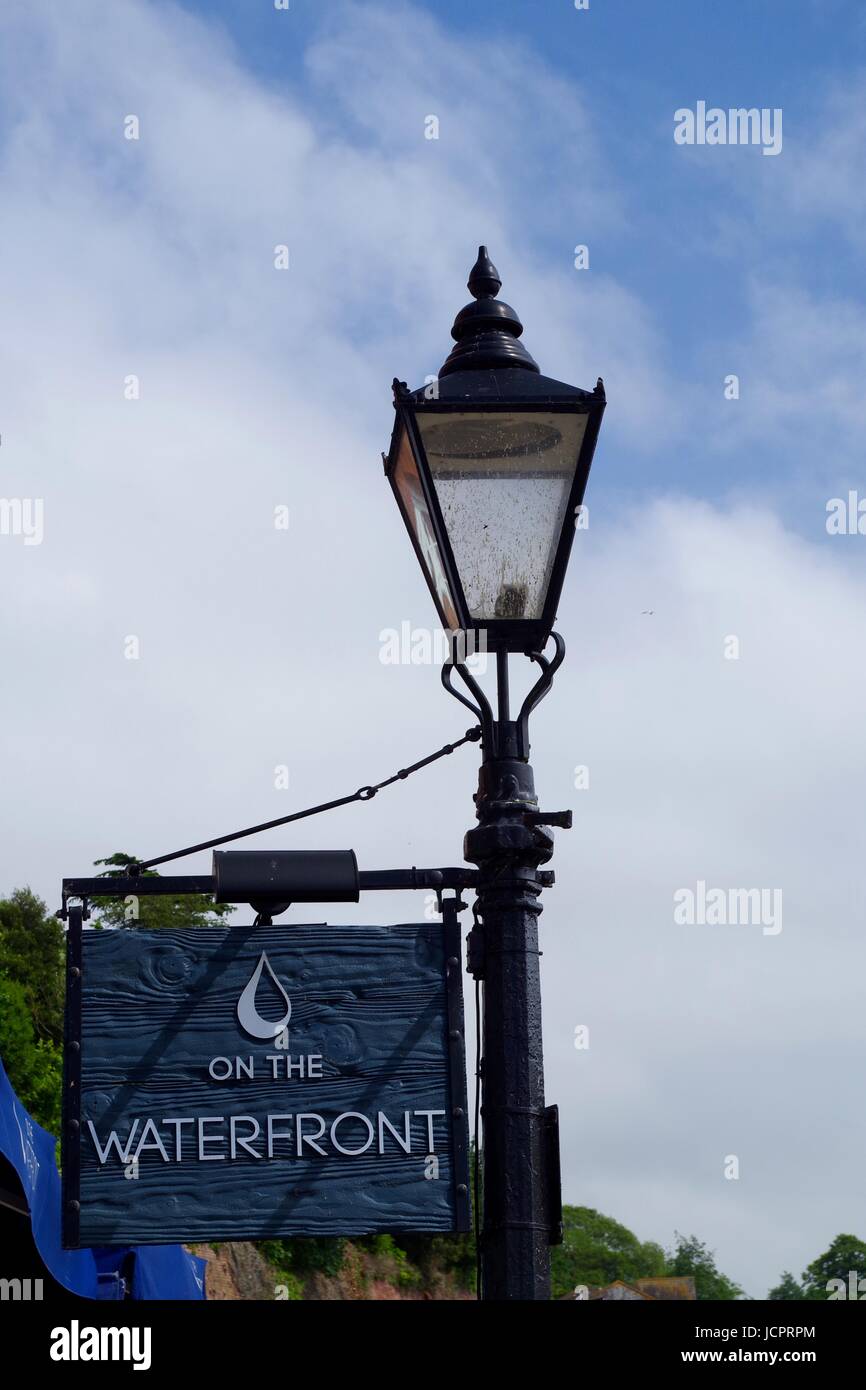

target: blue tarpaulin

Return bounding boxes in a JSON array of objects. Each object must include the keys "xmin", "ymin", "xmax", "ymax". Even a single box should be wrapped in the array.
[{"xmin": 0, "ymin": 1056, "xmax": 206, "ymax": 1300}]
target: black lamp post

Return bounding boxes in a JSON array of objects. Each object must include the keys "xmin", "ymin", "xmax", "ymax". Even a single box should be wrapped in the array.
[{"xmin": 385, "ymin": 247, "xmax": 605, "ymax": 1300}]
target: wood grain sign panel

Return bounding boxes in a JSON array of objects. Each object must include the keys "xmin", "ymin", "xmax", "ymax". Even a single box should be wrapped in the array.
[{"xmin": 63, "ymin": 922, "xmax": 470, "ymax": 1247}]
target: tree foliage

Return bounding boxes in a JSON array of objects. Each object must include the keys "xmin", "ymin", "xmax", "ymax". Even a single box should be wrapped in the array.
[
  {"xmin": 802, "ymin": 1234, "xmax": 866, "ymax": 1300},
  {"xmin": 769, "ymin": 1235, "xmax": 866, "ymax": 1300},
  {"xmin": 550, "ymin": 1206, "xmax": 666, "ymax": 1298},
  {"xmin": 260, "ymin": 1236, "xmax": 347, "ymax": 1279},
  {"xmin": 768, "ymin": 1270, "xmax": 805, "ymax": 1300},
  {"xmin": 90, "ymin": 853, "xmax": 234, "ymax": 930},
  {"xmin": 666, "ymin": 1232, "xmax": 744, "ymax": 1300},
  {"xmin": 0, "ymin": 974, "xmax": 63, "ymax": 1134},
  {"xmin": 0, "ymin": 887, "xmax": 65, "ymax": 1044},
  {"xmin": 0, "ymin": 888, "xmax": 65, "ymax": 1131}
]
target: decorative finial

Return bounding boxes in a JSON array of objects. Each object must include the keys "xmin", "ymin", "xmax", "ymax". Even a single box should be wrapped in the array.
[
  {"xmin": 439, "ymin": 247, "xmax": 540, "ymax": 378},
  {"xmin": 467, "ymin": 246, "xmax": 502, "ymax": 300}
]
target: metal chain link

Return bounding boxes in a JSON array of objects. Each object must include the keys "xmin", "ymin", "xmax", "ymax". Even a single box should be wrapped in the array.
[{"xmin": 131, "ymin": 726, "xmax": 482, "ymax": 874}]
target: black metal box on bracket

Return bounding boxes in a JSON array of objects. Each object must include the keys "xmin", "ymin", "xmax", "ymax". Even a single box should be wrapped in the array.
[{"xmin": 212, "ymin": 850, "xmax": 360, "ymax": 905}]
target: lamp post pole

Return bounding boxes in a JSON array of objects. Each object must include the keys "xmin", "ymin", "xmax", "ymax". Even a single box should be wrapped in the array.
[
  {"xmin": 466, "ymin": 650, "xmax": 558, "ymax": 1299},
  {"xmin": 384, "ymin": 246, "xmax": 605, "ymax": 1301}
]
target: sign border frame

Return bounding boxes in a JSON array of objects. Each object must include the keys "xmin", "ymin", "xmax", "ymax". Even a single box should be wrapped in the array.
[{"xmin": 62, "ymin": 907, "xmax": 472, "ymax": 1248}]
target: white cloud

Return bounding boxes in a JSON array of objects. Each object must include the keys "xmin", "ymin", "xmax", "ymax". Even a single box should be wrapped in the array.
[
  {"xmin": 0, "ymin": 0, "xmax": 862, "ymax": 1298},
  {"xmin": 658, "ymin": 70, "xmax": 866, "ymax": 507}
]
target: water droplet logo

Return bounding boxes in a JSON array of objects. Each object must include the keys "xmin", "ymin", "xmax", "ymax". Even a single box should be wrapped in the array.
[{"xmin": 237, "ymin": 952, "xmax": 292, "ymax": 1040}]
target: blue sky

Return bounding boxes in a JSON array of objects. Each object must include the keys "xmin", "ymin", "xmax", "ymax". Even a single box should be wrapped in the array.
[
  {"xmin": 168, "ymin": 0, "xmax": 866, "ymax": 528},
  {"xmin": 1, "ymin": 0, "xmax": 865, "ymax": 1298}
]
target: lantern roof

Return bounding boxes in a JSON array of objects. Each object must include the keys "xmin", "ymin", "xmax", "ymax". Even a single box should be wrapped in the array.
[
  {"xmin": 396, "ymin": 367, "xmax": 603, "ymax": 407},
  {"xmin": 395, "ymin": 246, "xmax": 604, "ymax": 405}
]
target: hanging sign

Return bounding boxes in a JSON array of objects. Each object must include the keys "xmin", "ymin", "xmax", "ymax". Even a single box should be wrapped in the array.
[{"xmin": 62, "ymin": 921, "xmax": 470, "ymax": 1247}]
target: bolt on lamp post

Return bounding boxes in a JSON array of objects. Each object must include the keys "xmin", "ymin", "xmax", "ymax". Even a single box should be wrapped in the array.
[{"xmin": 384, "ymin": 247, "xmax": 605, "ymax": 1300}]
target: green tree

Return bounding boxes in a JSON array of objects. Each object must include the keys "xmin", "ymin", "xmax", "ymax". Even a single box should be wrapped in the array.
[
  {"xmin": 667, "ymin": 1232, "xmax": 744, "ymax": 1301},
  {"xmin": 90, "ymin": 853, "xmax": 234, "ymax": 930},
  {"xmin": 801, "ymin": 1235, "xmax": 866, "ymax": 1301},
  {"xmin": 0, "ymin": 887, "xmax": 65, "ymax": 1043},
  {"xmin": 550, "ymin": 1206, "xmax": 666, "ymax": 1298},
  {"xmin": 0, "ymin": 975, "xmax": 63, "ymax": 1133},
  {"xmin": 768, "ymin": 1271, "xmax": 805, "ymax": 1299},
  {"xmin": 0, "ymin": 887, "xmax": 66, "ymax": 1132}
]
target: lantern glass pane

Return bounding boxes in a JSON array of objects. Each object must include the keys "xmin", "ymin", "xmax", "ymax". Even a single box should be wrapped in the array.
[
  {"xmin": 392, "ymin": 424, "xmax": 461, "ymax": 630},
  {"xmin": 417, "ymin": 411, "xmax": 588, "ymax": 622}
]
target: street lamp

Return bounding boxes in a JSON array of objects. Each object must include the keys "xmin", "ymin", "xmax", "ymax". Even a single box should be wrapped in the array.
[
  {"xmin": 384, "ymin": 247, "xmax": 606, "ymax": 1300},
  {"xmin": 385, "ymin": 246, "xmax": 605, "ymax": 656}
]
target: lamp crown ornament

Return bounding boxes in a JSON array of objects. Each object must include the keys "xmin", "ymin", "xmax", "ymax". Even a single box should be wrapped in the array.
[
  {"xmin": 439, "ymin": 245, "xmax": 540, "ymax": 378},
  {"xmin": 466, "ymin": 245, "xmax": 502, "ymax": 298}
]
